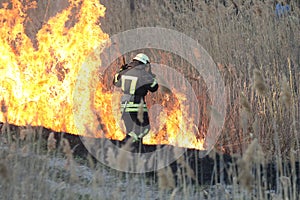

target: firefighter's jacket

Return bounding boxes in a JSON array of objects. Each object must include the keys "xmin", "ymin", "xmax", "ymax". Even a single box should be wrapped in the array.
[{"xmin": 113, "ymin": 61, "xmax": 158, "ymax": 112}]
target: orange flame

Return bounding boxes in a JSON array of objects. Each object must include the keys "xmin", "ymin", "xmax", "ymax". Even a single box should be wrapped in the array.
[
  {"xmin": 143, "ymin": 92, "xmax": 204, "ymax": 150},
  {"xmin": 0, "ymin": 0, "xmax": 205, "ymax": 150},
  {"xmin": 0, "ymin": 0, "xmax": 108, "ymax": 134}
]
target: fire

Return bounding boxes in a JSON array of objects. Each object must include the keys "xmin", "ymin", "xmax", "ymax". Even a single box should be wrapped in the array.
[
  {"xmin": 143, "ymin": 92, "xmax": 205, "ymax": 150},
  {"xmin": 0, "ymin": 0, "xmax": 108, "ymax": 134},
  {"xmin": 0, "ymin": 0, "xmax": 205, "ymax": 150}
]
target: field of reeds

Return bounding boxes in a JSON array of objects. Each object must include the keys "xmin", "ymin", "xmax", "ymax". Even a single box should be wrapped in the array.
[{"xmin": 1, "ymin": 0, "xmax": 300, "ymax": 199}]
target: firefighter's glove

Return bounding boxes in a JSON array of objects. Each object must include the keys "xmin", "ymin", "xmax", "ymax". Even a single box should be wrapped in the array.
[
  {"xmin": 120, "ymin": 64, "xmax": 128, "ymax": 71},
  {"xmin": 138, "ymin": 132, "xmax": 148, "ymax": 140}
]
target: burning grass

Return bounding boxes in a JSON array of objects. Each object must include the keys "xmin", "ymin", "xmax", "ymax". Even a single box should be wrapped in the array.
[
  {"xmin": 100, "ymin": 0, "xmax": 300, "ymax": 156},
  {"xmin": 0, "ymin": 0, "xmax": 206, "ymax": 150}
]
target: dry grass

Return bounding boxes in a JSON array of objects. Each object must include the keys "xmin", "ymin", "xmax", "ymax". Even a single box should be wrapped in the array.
[
  {"xmin": 0, "ymin": 122, "xmax": 298, "ymax": 199},
  {"xmin": 102, "ymin": 0, "xmax": 300, "ymax": 155},
  {"xmin": 0, "ymin": 0, "xmax": 300, "ymax": 199}
]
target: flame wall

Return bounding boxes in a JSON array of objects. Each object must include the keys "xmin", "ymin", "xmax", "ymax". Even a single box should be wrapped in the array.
[{"xmin": 0, "ymin": 0, "xmax": 205, "ymax": 150}]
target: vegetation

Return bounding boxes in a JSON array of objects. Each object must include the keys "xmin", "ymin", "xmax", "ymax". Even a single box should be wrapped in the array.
[
  {"xmin": 0, "ymin": 0, "xmax": 299, "ymax": 199},
  {"xmin": 101, "ymin": 0, "xmax": 300, "ymax": 155}
]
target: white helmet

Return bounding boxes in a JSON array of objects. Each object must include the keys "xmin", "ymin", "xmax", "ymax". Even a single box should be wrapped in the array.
[{"xmin": 133, "ymin": 53, "xmax": 150, "ymax": 64}]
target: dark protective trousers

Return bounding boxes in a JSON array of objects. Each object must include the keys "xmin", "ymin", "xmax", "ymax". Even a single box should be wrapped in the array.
[{"xmin": 122, "ymin": 111, "xmax": 150, "ymax": 141}]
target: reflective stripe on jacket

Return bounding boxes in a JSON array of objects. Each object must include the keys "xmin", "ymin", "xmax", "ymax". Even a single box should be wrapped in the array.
[{"xmin": 121, "ymin": 102, "xmax": 148, "ymax": 112}]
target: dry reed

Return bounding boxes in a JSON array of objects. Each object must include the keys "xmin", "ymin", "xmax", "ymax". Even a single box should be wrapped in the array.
[
  {"xmin": 253, "ymin": 69, "xmax": 267, "ymax": 96},
  {"xmin": 280, "ymin": 75, "xmax": 292, "ymax": 108},
  {"xmin": 47, "ymin": 132, "xmax": 57, "ymax": 152},
  {"xmin": 137, "ymin": 99, "xmax": 144, "ymax": 124},
  {"xmin": 237, "ymin": 138, "xmax": 264, "ymax": 191},
  {"xmin": 0, "ymin": 0, "xmax": 299, "ymax": 199},
  {"xmin": 157, "ymin": 166, "xmax": 175, "ymax": 190}
]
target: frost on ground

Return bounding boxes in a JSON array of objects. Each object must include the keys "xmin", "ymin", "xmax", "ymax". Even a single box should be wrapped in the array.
[
  {"xmin": 0, "ymin": 143, "xmax": 157, "ymax": 199},
  {"xmin": 0, "ymin": 130, "xmax": 294, "ymax": 200},
  {"xmin": 0, "ymin": 142, "xmax": 196, "ymax": 200},
  {"xmin": 0, "ymin": 144, "xmax": 282, "ymax": 200}
]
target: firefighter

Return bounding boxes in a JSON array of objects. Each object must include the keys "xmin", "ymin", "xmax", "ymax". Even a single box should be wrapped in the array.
[{"xmin": 113, "ymin": 53, "xmax": 158, "ymax": 143}]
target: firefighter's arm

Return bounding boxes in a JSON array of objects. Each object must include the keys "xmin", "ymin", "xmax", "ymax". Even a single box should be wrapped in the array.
[
  {"xmin": 113, "ymin": 64, "xmax": 128, "ymax": 87},
  {"xmin": 144, "ymin": 66, "xmax": 158, "ymax": 92},
  {"xmin": 147, "ymin": 64, "xmax": 156, "ymax": 78},
  {"xmin": 148, "ymin": 75, "xmax": 158, "ymax": 92}
]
